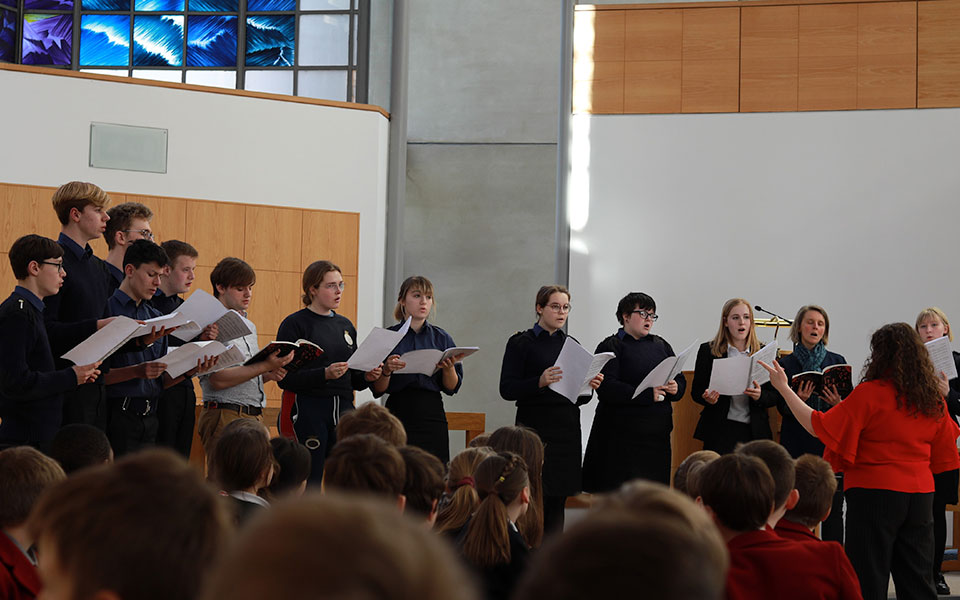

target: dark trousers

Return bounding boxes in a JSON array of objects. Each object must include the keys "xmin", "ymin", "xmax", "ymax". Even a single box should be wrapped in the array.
[
  {"xmin": 821, "ymin": 473, "xmax": 845, "ymax": 544},
  {"xmin": 543, "ymin": 495, "xmax": 567, "ymax": 536},
  {"xmin": 155, "ymin": 385, "xmax": 197, "ymax": 458},
  {"xmin": 932, "ymin": 469, "xmax": 959, "ymax": 576},
  {"xmin": 845, "ymin": 488, "xmax": 936, "ymax": 600},
  {"xmin": 107, "ymin": 399, "xmax": 159, "ymax": 457},
  {"xmin": 702, "ymin": 420, "xmax": 753, "ymax": 455},
  {"xmin": 292, "ymin": 395, "xmax": 343, "ymax": 485},
  {"xmin": 62, "ymin": 383, "xmax": 108, "ymax": 431}
]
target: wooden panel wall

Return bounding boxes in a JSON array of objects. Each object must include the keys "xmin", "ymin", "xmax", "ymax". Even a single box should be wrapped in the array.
[
  {"xmin": 0, "ymin": 182, "xmax": 360, "ymax": 423},
  {"xmin": 575, "ymin": 0, "xmax": 959, "ymax": 115}
]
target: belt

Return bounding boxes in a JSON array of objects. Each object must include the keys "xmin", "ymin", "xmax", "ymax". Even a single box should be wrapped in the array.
[
  {"xmin": 118, "ymin": 396, "xmax": 154, "ymax": 417},
  {"xmin": 204, "ymin": 402, "xmax": 262, "ymax": 416}
]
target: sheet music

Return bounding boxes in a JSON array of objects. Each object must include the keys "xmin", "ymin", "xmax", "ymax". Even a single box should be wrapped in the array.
[
  {"xmin": 633, "ymin": 339, "xmax": 700, "ymax": 399},
  {"xmin": 214, "ymin": 310, "xmax": 253, "ymax": 343},
  {"xmin": 549, "ymin": 337, "xmax": 614, "ymax": 402},
  {"xmin": 61, "ymin": 316, "xmax": 141, "ymax": 365},
  {"xmin": 749, "ymin": 341, "xmax": 779, "ymax": 387},
  {"xmin": 163, "ymin": 341, "xmax": 227, "ymax": 378},
  {"xmin": 347, "ymin": 317, "xmax": 413, "ymax": 371},
  {"xmin": 708, "ymin": 355, "xmax": 752, "ymax": 396},
  {"xmin": 205, "ymin": 345, "xmax": 246, "ymax": 374},
  {"xmin": 393, "ymin": 346, "xmax": 480, "ymax": 376},
  {"xmin": 926, "ymin": 336, "xmax": 959, "ymax": 380},
  {"xmin": 170, "ymin": 290, "xmax": 250, "ymax": 343}
]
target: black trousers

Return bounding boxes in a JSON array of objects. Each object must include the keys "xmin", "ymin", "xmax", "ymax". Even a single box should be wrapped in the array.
[
  {"xmin": 702, "ymin": 420, "xmax": 753, "ymax": 455},
  {"xmin": 845, "ymin": 488, "xmax": 936, "ymax": 600},
  {"xmin": 543, "ymin": 494, "xmax": 567, "ymax": 536},
  {"xmin": 293, "ymin": 395, "xmax": 346, "ymax": 485},
  {"xmin": 932, "ymin": 469, "xmax": 959, "ymax": 576},
  {"xmin": 107, "ymin": 399, "xmax": 159, "ymax": 457},
  {"xmin": 821, "ymin": 473, "xmax": 845, "ymax": 544},
  {"xmin": 155, "ymin": 385, "xmax": 197, "ymax": 458},
  {"xmin": 62, "ymin": 383, "xmax": 108, "ymax": 431}
]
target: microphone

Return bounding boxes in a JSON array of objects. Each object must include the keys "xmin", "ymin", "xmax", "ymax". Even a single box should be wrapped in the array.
[{"xmin": 755, "ymin": 305, "xmax": 793, "ymax": 325}]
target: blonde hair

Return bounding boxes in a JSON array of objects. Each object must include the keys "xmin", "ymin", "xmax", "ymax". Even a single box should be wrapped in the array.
[
  {"xmin": 435, "ymin": 446, "xmax": 495, "ymax": 534},
  {"xmin": 789, "ymin": 305, "xmax": 831, "ymax": 346},
  {"xmin": 51, "ymin": 182, "xmax": 110, "ymax": 225},
  {"xmin": 916, "ymin": 307, "xmax": 953, "ymax": 342},
  {"xmin": 709, "ymin": 298, "xmax": 761, "ymax": 357},
  {"xmin": 393, "ymin": 276, "xmax": 436, "ymax": 322}
]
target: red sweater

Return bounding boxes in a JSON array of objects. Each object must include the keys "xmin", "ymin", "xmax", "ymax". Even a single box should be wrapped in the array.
[
  {"xmin": 811, "ymin": 380, "xmax": 960, "ymax": 493},
  {"xmin": 0, "ymin": 533, "xmax": 40, "ymax": 600},
  {"xmin": 774, "ymin": 518, "xmax": 821, "ymax": 543},
  {"xmin": 726, "ymin": 529, "xmax": 862, "ymax": 600}
]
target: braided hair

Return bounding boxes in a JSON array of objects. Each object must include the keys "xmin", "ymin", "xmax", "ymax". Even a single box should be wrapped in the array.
[{"xmin": 460, "ymin": 451, "xmax": 529, "ymax": 567}]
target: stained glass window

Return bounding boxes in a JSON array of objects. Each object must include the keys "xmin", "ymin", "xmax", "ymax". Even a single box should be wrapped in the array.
[{"xmin": 3, "ymin": 0, "xmax": 365, "ymax": 103}]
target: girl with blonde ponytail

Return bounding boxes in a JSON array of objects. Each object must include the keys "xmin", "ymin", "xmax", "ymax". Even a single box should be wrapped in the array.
[{"xmin": 435, "ymin": 446, "xmax": 495, "ymax": 535}]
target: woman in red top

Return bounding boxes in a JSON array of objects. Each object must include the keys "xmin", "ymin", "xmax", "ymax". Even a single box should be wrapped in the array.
[{"xmin": 762, "ymin": 323, "xmax": 960, "ymax": 600}]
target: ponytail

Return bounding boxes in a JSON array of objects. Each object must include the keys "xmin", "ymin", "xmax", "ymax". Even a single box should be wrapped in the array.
[
  {"xmin": 460, "ymin": 452, "xmax": 528, "ymax": 567},
  {"xmin": 435, "ymin": 482, "xmax": 480, "ymax": 534}
]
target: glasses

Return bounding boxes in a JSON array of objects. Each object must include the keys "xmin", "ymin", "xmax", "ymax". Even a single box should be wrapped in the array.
[
  {"xmin": 547, "ymin": 303, "xmax": 572, "ymax": 313},
  {"xmin": 631, "ymin": 310, "xmax": 658, "ymax": 321},
  {"xmin": 41, "ymin": 261, "xmax": 65, "ymax": 273},
  {"xmin": 123, "ymin": 229, "xmax": 154, "ymax": 240},
  {"xmin": 323, "ymin": 281, "xmax": 345, "ymax": 291}
]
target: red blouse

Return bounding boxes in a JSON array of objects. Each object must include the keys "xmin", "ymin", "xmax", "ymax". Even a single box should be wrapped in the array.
[{"xmin": 811, "ymin": 380, "xmax": 960, "ymax": 493}]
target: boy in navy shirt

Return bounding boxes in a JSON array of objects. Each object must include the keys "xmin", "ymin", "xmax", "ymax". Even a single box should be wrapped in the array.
[{"xmin": 0, "ymin": 235, "xmax": 100, "ymax": 450}]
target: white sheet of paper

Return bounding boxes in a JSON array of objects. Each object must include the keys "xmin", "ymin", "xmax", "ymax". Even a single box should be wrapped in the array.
[
  {"xmin": 170, "ymin": 290, "xmax": 251, "ymax": 343},
  {"xmin": 347, "ymin": 317, "xmax": 412, "ymax": 371},
  {"xmin": 708, "ymin": 355, "xmax": 752, "ymax": 396},
  {"xmin": 749, "ymin": 341, "xmax": 779, "ymax": 387},
  {"xmin": 214, "ymin": 310, "xmax": 253, "ymax": 343},
  {"xmin": 926, "ymin": 336, "xmax": 959, "ymax": 380},
  {"xmin": 549, "ymin": 337, "xmax": 614, "ymax": 402},
  {"xmin": 633, "ymin": 339, "xmax": 700, "ymax": 399},
  {"xmin": 163, "ymin": 341, "xmax": 227, "ymax": 378},
  {"xmin": 61, "ymin": 316, "xmax": 141, "ymax": 365},
  {"xmin": 138, "ymin": 311, "xmax": 196, "ymax": 334},
  {"xmin": 205, "ymin": 344, "xmax": 246, "ymax": 375},
  {"xmin": 393, "ymin": 346, "xmax": 480, "ymax": 376}
]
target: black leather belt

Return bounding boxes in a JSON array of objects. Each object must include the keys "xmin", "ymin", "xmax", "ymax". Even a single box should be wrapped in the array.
[
  {"xmin": 118, "ymin": 396, "xmax": 154, "ymax": 416},
  {"xmin": 204, "ymin": 402, "xmax": 262, "ymax": 416}
]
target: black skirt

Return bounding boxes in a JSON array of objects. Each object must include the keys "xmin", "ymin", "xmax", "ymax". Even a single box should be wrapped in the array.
[{"xmin": 386, "ymin": 388, "xmax": 449, "ymax": 463}]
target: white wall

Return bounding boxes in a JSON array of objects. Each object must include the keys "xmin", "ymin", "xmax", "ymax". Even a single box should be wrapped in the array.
[
  {"xmin": 0, "ymin": 69, "xmax": 389, "ymax": 362},
  {"xmin": 568, "ymin": 108, "xmax": 960, "ymax": 441}
]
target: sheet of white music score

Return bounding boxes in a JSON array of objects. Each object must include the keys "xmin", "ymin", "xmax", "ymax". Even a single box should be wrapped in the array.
[
  {"xmin": 347, "ymin": 317, "xmax": 413, "ymax": 371},
  {"xmin": 708, "ymin": 341, "xmax": 778, "ymax": 395},
  {"xmin": 171, "ymin": 289, "xmax": 252, "ymax": 343},
  {"xmin": 926, "ymin": 336, "xmax": 959, "ymax": 380},
  {"xmin": 393, "ymin": 347, "xmax": 480, "ymax": 376},
  {"xmin": 633, "ymin": 339, "xmax": 698, "ymax": 399},
  {"xmin": 549, "ymin": 337, "xmax": 614, "ymax": 403},
  {"xmin": 61, "ymin": 315, "xmax": 141, "ymax": 365}
]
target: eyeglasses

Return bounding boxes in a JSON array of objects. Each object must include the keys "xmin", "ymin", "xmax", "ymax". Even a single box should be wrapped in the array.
[
  {"xmin": 41, "ymin": 261, "xmax": 65, "ymax": 273},
  {"xmin": 123, "ymin": 229, "xmax": 154, "ymax": 240},
  {"xmin": 631, "ymin": 310, "xmax": 658, "ymax": 321},
  {"xmin": 547, "ymin": 303, "xmax": 572, "ymax": 313},
  {"xmin": 323, "ymin": 281, "xmax": 345, "ymax": 291}
]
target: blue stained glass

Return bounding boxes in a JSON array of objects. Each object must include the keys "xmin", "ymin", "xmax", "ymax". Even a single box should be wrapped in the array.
[
  {"xmin": 187, "ymin": 15, "xmax": 236, "ymax": 67},
  {"xmin": 80, "ymin": 15, "xmax": 129, "ymax": 66},
  {"xmin": 82, "ymin": 0, "xmax": 129, "ymax": 9},
  {"xmin": 247, "ymin": 0, "xmax": 293, "ymax": 11},
  {"xmin": 136, "ymin": 0, "xmax": 184, "ymax": 11},
  {"xmin": 245, "ymin": 15, "xmax": 292, "ymax": 67},
  {"xmin": 0, "ymin": 9, "xmax": 15, "ymax": 63},
  {"xmin": 25, "ymin": 0, "xmax": 74, "ymax": 11},
  {"xmin": 133, "ymin": 15, "xmax": 183, "ymax": 66},
  {"xmin": 22, "ymin": 14, "xmax": 72, "ymax": 65},
  {"xmin": 188, "ymin": 0, "xmax": 237, "ymax": 11}
]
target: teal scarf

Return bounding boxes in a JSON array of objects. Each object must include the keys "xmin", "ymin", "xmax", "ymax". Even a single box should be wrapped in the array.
[{"xmin": 793, "ymin": 341, "xmax": 827, "ymax": 372}]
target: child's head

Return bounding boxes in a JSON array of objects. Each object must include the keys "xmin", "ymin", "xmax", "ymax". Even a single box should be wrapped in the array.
[
  {"xmin": 398, "ymin": 446, "xmax": 445, "ymax": 525},
  {"xmin": 266, "ymin": 438, "xmax": 311, "ymax": 500},
  {"xmin": 324, "ymin": 434, "xmax": 406, "ymax": 505},
  {"xmin": 783, "ymin": 454, "xmax": 838, "ymax": 529},
  {"xmin": 736, "ymin": 440, "xmax": 797, "ymax": 515},
  {"xmin": 49, "ymin": 424, "xmax": 113, "ymax": 475},
  {"xmin": 121, "ymin": 240, "xmax": 169, "ymax": 302},
  {"xmin": 0, "ymin": 447, "xmax": 65, "ymax": 532},
  {"xmin": 698, "ymin": 453, "xmax": 775, "ymax": 533},
  {"xmin": 460, "ymin": 451, "xmax": 530, "ymax": 567},
  {"xmin": 30, "ymin": 449, "xmax": 229, "ymax": 600},
  {"xmin": 487, "ymin": 425, "xmax": 545, "ymax": 547},
  {"xmin": 9, "ymin": 234, "xmax": 64, "ymax": 285},
  {"xmin": 51, "ymin": 181, "xmax": 110, "ymax": 227},
  {"xmin": 104, "ymin": 202, "xmax": 154, "ymax": 250},
  {"xmin": 673, "ymin": 450, "xmax": 720, "ymax": 498},
  {"xmin": 208, "ymin": 419, "xmax": 274, "ymax": 493},
  {"xmin": 336, "ymin": 402, "xmax": 407, "ymax": 447},
  {"xmin": 435, "ymin": 446, "xmax": 495, "ymax": 534}
]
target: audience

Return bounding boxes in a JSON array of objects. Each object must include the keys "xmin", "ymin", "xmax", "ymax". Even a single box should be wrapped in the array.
[
  {"xmin": 436, "ymin": 446, "xmax": 496, "ymax": 535},
  {"xmin": 265, "ymin": 437, "xmax": 311, "ymax": 501},
  {"xmin": 48, "ymin": 423, "xmax": 113, "ymax": 475},
  {"xmin": 336, "ymin": 401, "xmax": 407, "ymax": 447},
  {"xmin": 324, "ymin": 433, "xmax": 406, "ymax": 509},
  {"xmin": 29, "ymin": 449, "xmax": 230, "ymax": 600},
  {"xmin": 399, "ymin": 445, "xmax": 446, "ymax": 526},
  {"xmin": 208, "ymin": 419, "xmax": 275, "ymax": 526},
  {"xmin": 736, "ymin": 439, "xmax": 799, "ymax": 528},
  {"xmin": 487, "ymin": 426, "xmax": 545, "ymax": 548},
  {"xmin": 778, "ymin": 454, "xmax": 839, "ymax": 543},
  {"xmin": 0, "ymin": 447, "xmax": 65, "ymax": 600},
  {"xmin": 200, "ymin": 492, "xmax": 479, "ymax": 600},
  {"xmin": 673, "ymin": 449, "xmax": 719, "ymax": 498}
]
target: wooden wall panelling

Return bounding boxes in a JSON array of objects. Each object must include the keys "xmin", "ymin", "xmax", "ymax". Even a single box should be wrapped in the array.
[
  {"xmin": 682, "ymin": 7, "xmax": 741, "ymax": 113},
  {"xmin": 244, "ymin": 270, "xmax": 301, "ymax": 337},
  {"xmin": 918, "ymin": 0, "xmax": 960, "ymax": 108},
  {"xmin": 0, "ymin": 184, "xmax": 53, "ymax": 251},
  {"xmin": 124, "ymin": 194, "xmax": 188, "ymax": 245},
  {"xmin": 185, "ymin": 200, "xmax": 246, "ymax": 267},
  {"xmin": 625, "ymin": 9, "xmax": 682, "ymax": 113},
  {"xmin": 741, "ymin": 6, "xmax": 799, "ymax": 112},
  {"xmin": 573, "ymin": 10, "xmax": 626, "ymax": 113},
  {"xmin": 799, "ymin": 4, "xmax": 858, "ymax": 110},
  {"xmin": 857, "ymin": 1, "xmax": 917, "ymax": 109},
  {"xmin": 301, "ymin": 210, "xmax": 360, "ymax": 276},
  {"xmin": 0, "ymin": 253, "xmax": 15, "ymax": 295},
  {"xmin": 244, "ymin": 205, "xmax": 303, "ymax": 273}
]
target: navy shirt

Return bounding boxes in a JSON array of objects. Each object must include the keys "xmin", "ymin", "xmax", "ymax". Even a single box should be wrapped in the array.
[
  {"xmin": 104, "ymin": 261, "xmax": 123, "ymax": 294},
  {"xmin": 147, "ymin": 289, "xmax": 193, "ymax": 390},
  {"xmin": 382, "ymin": 321, "xmax": 462, "ymax": 396},
  {"xmin": 0, "ymin": 287, "xmax": 78, "ymax": 444},
  {"xmin": 276, "ymin": 308, "xmax": 367, "ymax": 400},
  {"xmin": 44, "ymin": 233, "xmax": 112, "ymax": 356},
  {"xmin": 104, "ymin": 289, "xmax": 167, "ymax": 400}
]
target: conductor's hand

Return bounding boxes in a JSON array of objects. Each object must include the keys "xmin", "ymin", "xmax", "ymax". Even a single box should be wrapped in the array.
[
  {"xmin": 744, "ymin": 380, "xmax": 762, "ymax": 400},
  {"xmin": 137, "ymin": 361, "xmax": 168, "ymax": 379},
  {"xmin": 797, "ymin": 380, "xmax": 815, "ymax": 402},
  {"xmin": 73, "ymin": 361, "xmax": 101, "ymax": 385},
  {"xmin": 325, "ymin": 361, "xmax": 349, "ymax": 380},
  {"xmin": 757, "ymin": 360, "xmax": 789, "ymax": 392},
  {"xmin": 702, "ymin": 390, "xmax": 720, "ymax": 405},
  {"xmin": 539, "ymin": 366, "xmax": 562, "ymax": 388},
  {"xmin": 199, "ymin": 323, "xmax": 219, "ymax": 341},
  {"xmin": 587, "ymin": 373, "xmax": 604, "ymax": 390}
]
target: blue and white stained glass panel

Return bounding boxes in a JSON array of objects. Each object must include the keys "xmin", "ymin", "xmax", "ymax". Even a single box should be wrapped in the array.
[
  {"xmin": 80, "ymin": 15, "xmax": 130, "ymax": 66},
  {"xmin": 298, "ymin": 69, "xmax": 345, "ymax": 101},
  {"xmin": 135, "ymin": 0, "xmax": 185, "ymax": 11},
  {"xmin": 82, "ymin": 0, "xmax": 129, "ymax": 10},
  {"xmin": 244, "ymin": 69, "xmax": 291, "ymax": 94},
  {"xmin": 300, "ymin": 0, "xmax": 349, "ymax": 10},
  {"xmin": 187, "ymin": 15, "xmax": 236, "ymax": 67},
  {"xmin": 298, "ymin": 14, "xmax": 347, "ymax": 66},
  {"xmin": 188, "ymin": 0, "xmax": 236, "ymax": 11},
  {"xmin": 133, "ymin": 15, "xmax": 183, "ymax": 66},
  {"xmin": 22, "ymin": 14, "xmax": 72, "ymax": 65},
  {"xmin": 185, "ymin": 69, "xmax": 235, "ymax": 88},
  {"xmin": 0, "ymin": 9, "xmax": 15, "ymax": 63},
  {"xmin": 247, "ymin": 0, "xmax": 294, "ymax": 11},
  {"xmin": 245, "ymin": 15, "xmax": 293, "ymax": 67},
  {"xmin": 25, "ymin": 0, "xmax": 73, "ymax": 11}
]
